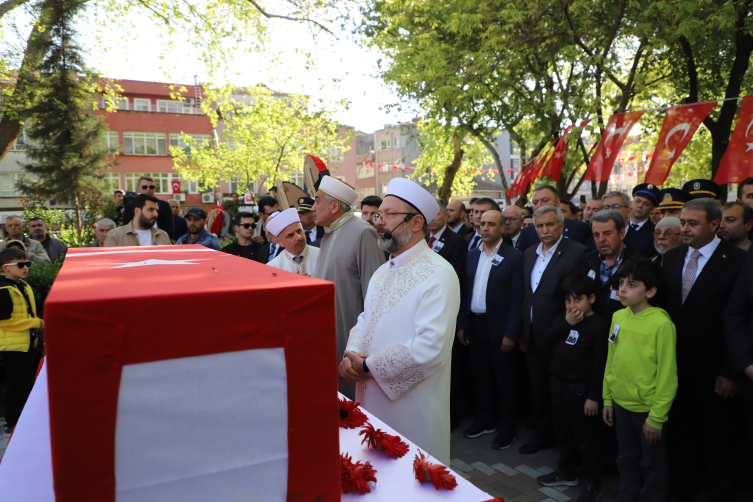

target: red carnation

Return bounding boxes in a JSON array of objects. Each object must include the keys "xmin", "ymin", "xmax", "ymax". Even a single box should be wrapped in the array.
[
  {"xmin": 339, "ymin": 397, "xmax": 368, "ymax": 429},
  {"xmin": 413, "ymin": 450, "xmax": 457, "ymax": 491},
  {"xmin": 306, "ymin": 154, "xmax": 328, "ymax": 172},
  {"xmin": 340, "ymin": 452, "xmax": 377, "ymax": 494},
  {"xmin": 359, "ymin": 423, "xmax": 409, "ymax": 459}
]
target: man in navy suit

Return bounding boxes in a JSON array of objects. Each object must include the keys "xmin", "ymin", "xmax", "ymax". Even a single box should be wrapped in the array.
[
  {"xmin": 517, "ymin": 185, "xmax": 590, "ymax": 250},
  {"xmin": 428, "ymin": 198, "xmax": 467, "ymax": 279},
  {"xmin": 447, "ymin": 200, "xmax": 474, "ymax": 237},
  {"xmin": 503, "ymin": 205, "xmax": 524, "ymax": 250},
  {"xmin": 629, "ymin": 183, "xmax": 659, "ymax": 236},
  {"xmin": 457, "ymin": 210, "xmax": 524, "ymax": 450},
  {"xmin": 465, "ymin": 198, "xmax": 500, "ymax": 251},
  {"xmin": 585, "ymin": 191, "xmax": 656, "ymax": 258}
]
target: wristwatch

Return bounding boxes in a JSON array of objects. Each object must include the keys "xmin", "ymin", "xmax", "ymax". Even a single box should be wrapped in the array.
[{"xmin": 363, "ymin": 358, "xmax": 372, "ymax": 378}]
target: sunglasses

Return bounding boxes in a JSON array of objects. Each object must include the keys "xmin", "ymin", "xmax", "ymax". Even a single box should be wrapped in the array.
[
  {"xmin": 140, "ymin": 185, "xmax": 156, "ymax": 190},
  {"xmin": 5, "ymin": 261, "xmax": 32, "ymax": 269},
  {"xmin": 238, "ymin": 223, "xmax": 257, "ymax": 229}
]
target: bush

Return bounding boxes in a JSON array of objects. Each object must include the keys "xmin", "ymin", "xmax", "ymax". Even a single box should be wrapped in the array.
[{"xmin": 25, "ymin": 256, "xmax": 64, "ymax": 317}]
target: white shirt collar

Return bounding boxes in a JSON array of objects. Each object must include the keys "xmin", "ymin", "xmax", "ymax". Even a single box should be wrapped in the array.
[
  {"xmin": 535, "ymin": 234, "xmax": 564, "ymax": 259},
  {"xmin": 389, "ymin": 240, "xmax": 424, "ymax": 269},
  {"xmin": 630, "ymin": 218, "xmax": 648, "ymax": 229},
  {"xmin": 482, "ymin": 237, "xmax": 505, "ymax": 257},
  {"xmin": 285, "ymin": 249, "xmax": 304, "ymax": 260},
  {"xmin": 689, "ymin": 235, "xmax": 721, "ymax": 260},
  {"xmin": 451, "ymin": 223, "xmax": 465, "ymax": 233},
  {"xmin": 509, "ymin": 231, "xmax": 520, "ymax": 243},
  {"xmin": 431, "ymin": 225, "xmax": 447, "ymax": 240}
]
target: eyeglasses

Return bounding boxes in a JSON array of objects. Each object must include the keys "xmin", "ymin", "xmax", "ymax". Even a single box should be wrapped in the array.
[
  {"xmin": 652, "ymin": 230, "xmax": 680, "ymax": 237},
  {"xmin": 5, "ymin": 261, "xmax": 32, "ymax": 269},
  {"xmin": 140, "ymin": 185, "xmax": 156, "ymax": 190},
  {"xmin": 373, "ymin": 212, "xmax": 417, "ymax": 222},
  {"xmin": 602, "ymin": 204, "xmax": 627, "ymax": 210},
  {"xmin": 238, "ymin": 223, "xmax": 257, "ymax": 229},
  {"xmin": 505, "ymin": 217, "xmax": 520, "ymax": 223}
]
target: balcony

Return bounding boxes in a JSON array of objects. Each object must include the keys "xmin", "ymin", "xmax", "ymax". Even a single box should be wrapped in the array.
[{"xmin": 98, "ymin": 99, "xmax": 205, "ymax": 115}]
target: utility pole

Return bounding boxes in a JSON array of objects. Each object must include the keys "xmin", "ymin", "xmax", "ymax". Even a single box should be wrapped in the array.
[{"xmin": 374, "ymin": 131, "xmax": 379, "ymax": 197}]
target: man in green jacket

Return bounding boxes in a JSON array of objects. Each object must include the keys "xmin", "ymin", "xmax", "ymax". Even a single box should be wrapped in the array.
[{"xmin": 603, "ymin": 258, "xmax": 677, "ymax": 502}]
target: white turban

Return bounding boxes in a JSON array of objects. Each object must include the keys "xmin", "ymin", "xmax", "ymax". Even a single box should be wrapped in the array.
[
  {"xmin": 265, "ymin": 208, "xmax": 300, "ymax": 237},
  {"xmin": 319, "ymin": 176, "xmax": 358, "ymax": 205},
  {"xmin": 384, "ymin": 178, "xmax": 440, "ymax": 222}
]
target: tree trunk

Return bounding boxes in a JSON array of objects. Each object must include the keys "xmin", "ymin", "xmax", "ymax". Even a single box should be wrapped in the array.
[
  {"xmin": 437, "ymin": 135, "xmax": 464, "ymax": 202},
  {"xmin": 470, "ymin": 129, "xmax": 511, "ymax": 204}
]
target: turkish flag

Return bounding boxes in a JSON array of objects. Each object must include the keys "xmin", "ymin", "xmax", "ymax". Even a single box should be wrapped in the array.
[
  {"xmin": 584, "ymin": 112, "xmax": 645, "ymax": 182},
  {"xmin": 541, "ymin": 132, "xmax": 571, "ymax": 180},
  {"xmin": 617, "ymin": 150, "xmax": 627, "ymax": 168},
  {"xmin": 171, "ymin": 180, "xmax": 181, "ymax": 194},
  {"xmin": 45, "ymin": 246, "xmax": 340, "ymax": 502},
  {"xmin": 508, "ymin": 159, "xmax": 533, "ymax": 198},
  {"xmin": 526, "ymin": 142, "xmax": 555, "ymax": 183},
  {"xmin": 644, "ymin": 101, "xmax": 717, "ymax": 185},
  {"xmin": 715, "ymin": 96, "xmax": 753, "ymax": 184}
]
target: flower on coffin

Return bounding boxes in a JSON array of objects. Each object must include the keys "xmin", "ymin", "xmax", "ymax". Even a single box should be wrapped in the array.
[
  {"xmin": 413, "ymin": 450, "xmax": 458, "ymax": 491},
  {"xmin": 339, "ymin": 397, "xmax": 369, "ymax": 429},
  {"xmin": 359, "ymin": 423, "xmax": 409, "ymax": 459},
  {"xmin": 340, "ymin": 452, "xmax": 378, "ymax": 494}
]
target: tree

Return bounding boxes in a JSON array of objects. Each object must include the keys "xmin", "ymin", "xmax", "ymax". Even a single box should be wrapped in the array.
[
  {"xmin": 171, "ymin": 84, "xmax": 351, "ymax": 193},
  {"xmin": 17, "ymin": 0, "xmax": 117, "ymax": 243}
]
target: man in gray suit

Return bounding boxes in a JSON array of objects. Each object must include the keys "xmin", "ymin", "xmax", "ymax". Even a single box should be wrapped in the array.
[{"xmin": 520, "ymin": 205, "xmax": 588, "ymax": 454}]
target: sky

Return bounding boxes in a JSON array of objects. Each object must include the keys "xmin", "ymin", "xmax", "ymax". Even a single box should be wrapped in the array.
[{"xmin": 66, "ymin": 6, "xmax": 421, "ymax": 134}]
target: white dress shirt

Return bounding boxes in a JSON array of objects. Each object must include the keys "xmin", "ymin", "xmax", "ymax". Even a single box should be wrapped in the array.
[
  {"xmin": 530, "ymin": 235, "xmax": 564, "ymax": 321},
  {"xmin": 682, "ymin": 236, "xmax": 721, "ymax": 283},
  {"xmin": 470, "ymin": 238, "xmax": 504, "ymax": 313},
  {"xmin": 629, "ymin": 218, "xmax": 648, "ymax": 231},
  {"xmin": 451, "ymin": 223, "xmax": 465, "ymax": 233},
  {"xmin": 509, "ymin": 231, "xmax": 521, "ymax": 248}
]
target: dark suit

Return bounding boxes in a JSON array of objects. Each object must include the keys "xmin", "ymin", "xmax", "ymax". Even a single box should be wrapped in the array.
[
  {"xmin": 429, "ymin": 227, "xmax": 467, "ymax": 279},
  {"xmin": 663, "ymin": 239, "xmax": 747, "ymax": 497},
  {"xmin": 631, "ymin": 218, "xmax": 655, "ymax": 236},
  {"xmin": 522, "ymin": 237, "xmax": 588, "ymax": 441},
  {"xmin": 458, "ymin": 241, "xmax": 524, "ymax": 433},
  {"xmin": 577, "ymin": 242, "xmax": 645, "ymax": 323},
  {"xmin": 586, "ymin": 226, "xmax": 656, "ymax": 258},
  {"xmin": 452, "ymin": 223, "xmax": 473, "ymax": 237},
  {"xmin": 465, "ymin": 230, "xmax": 482, "ymax": 251},
  {"xmin": 304, "ymin": 226, "xmax": 324, "ymax": 245},
  {"xmin": 517, "ymin": 218, "xmax": 590, "ymax": 250},
  {"xmin": 725, "ymin": 253, "xmax": 753, "ymax": 449},
  {"xmin": 123, "ymin": 198, "xmax": 175, "ymax": 240},
  {"xmin": 254, "ymin": 242, "xmax": 283, "ymax": 264}
]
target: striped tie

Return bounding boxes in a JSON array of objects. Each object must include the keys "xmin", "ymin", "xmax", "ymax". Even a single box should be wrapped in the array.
[{"xmin": 681, "ymin": 250, "xmax": 701, "ymax": 304}]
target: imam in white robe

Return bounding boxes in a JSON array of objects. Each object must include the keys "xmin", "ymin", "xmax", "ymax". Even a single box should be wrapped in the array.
[
  {"xmin": 345, "ymin": 239, "xmax": 460, "ymax": 465},
  {"xmin": 267, "ymin": 245, "xmax": 320, "ymax": 277}
]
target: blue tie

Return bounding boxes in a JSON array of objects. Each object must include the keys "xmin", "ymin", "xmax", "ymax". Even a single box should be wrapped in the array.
[
  {"xmin": 267, "ymin": 244, "xmax": 276, "ymax": 262},
  {"xmin": 469, "ymin": 235, "xmax": 481, "ymax": 250}
]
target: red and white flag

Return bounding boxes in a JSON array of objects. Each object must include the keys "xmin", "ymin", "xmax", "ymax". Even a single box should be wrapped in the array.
[
  {"xmin": 171, "ymin": 180, "xmax": 181, "ymax": 194},
  {"xmin": 715, "ymin": 95, "xmax": 753, "ymax": 184},
  {"xmin": 584, "ymin": 112, "xmax": 645, "ymax": 182},
  {"xmin": 644, "ymin": 101, "xmax": 717, "ymax": 185},
  {"xmin": 541, "ymin": 128, "xmax": 572, "ymax": 181}
]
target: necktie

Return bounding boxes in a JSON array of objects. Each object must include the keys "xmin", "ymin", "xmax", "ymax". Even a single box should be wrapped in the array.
[
  {"xmin": 429, "ymin": 236, "xmax": 436, "ymax": 248},
  {"xmin": 267, "ymin": 244, "xmax": 276, "ymax": 262},
  {"xmin": 631, "ymin": 223, "xmax": 639, "ymax": 231},
  {"xmin": 681, "ymin": 249, "xmax": 701, "ymax": 304},
  {"xmin": 470, "ymin": 235, "xmax": 480, "ymax": 250},
  {"xmin": 293, "ymin": 256, "xmax": 303, "ymax": 265}
]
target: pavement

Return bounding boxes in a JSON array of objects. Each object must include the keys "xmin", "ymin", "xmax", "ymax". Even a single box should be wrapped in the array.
[
  {"xmin": 0, "ymin": 417, "xmax": 8, "ymax": 459},
  {"xmin": 449, "ymin": 416, "xmax": 618, "ymax": 502}
]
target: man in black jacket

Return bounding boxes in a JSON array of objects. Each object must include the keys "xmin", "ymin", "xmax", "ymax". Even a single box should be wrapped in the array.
[
  {"xmin": 662, "ymin": 198, "xmax": 747, "ymax": 501},
  {"xmin": 520, "ymin": 205, "xmax": 588, "ymax": 454},
  {"xmin": 428, "ymin": 198, "xmax": 467, "ymax": 279},
  {"xmin": 586, "ymin": 191, "xmax": 655, "ymax": 258},
  {"xmin": 122, "ymin": 176, "xmax": 175, "ymax": 240},
  {"xmin": 222, "ymin": 212, "xmax": 261, "ymax": 260},
  {"xmin": 629, "ymin": 183, "xmax": 659, "ymax": 236},
  {"xmin": 517, "ymin": 186, "xmax": 590, "ymax": 249}
]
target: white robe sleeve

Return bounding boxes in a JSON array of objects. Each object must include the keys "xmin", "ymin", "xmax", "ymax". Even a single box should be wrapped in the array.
[{"xmin": 367, "ymin": 267, "xmax": 460, "ymax": 401}]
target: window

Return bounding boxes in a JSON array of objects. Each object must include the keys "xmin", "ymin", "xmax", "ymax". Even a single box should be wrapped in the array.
[
  {"xmin": 0, "ymin": 173, "xmax": 26, "ymax": 197},
  {"xmin": 328, "ymin": 146, "xmax": 344, "ymax": 161},
  {"xmin": 125, "ymin": 172, "xmax": 171, "ymax": 193},
  {"xmin": 357, "ymin": 188, "xmax": 375, "ymax": 200},
  {"xmin": 134, "ymin": 98, "xmax": 150, "ymax": 111},
  {"xmin": 378, "ymin": 139, "xmax": 390, "ymax": 151},
  {"xmin": 123, "ymin": 132, "xmax": 167, "ymax": 155},
  {"xmin": 379, "ymin": 163, "xmax": 390, "ymax": 173},
  {"xmin": 290, "ymin": 171, "xmax": 304, "ymax": 188},
  {"xmin": 169, "ymin": 134, "xmax": 212, "ymax": 156},
  {"xmin": 170, "ymin": 174, "xmax": 200, "ymax": 194},
  {"xmin": 157, "ymin": 99, "xmax": 192, "ymax": 114},
  {"xmin": 10, "ymin": 130, "xmax": 26, "ymax": 151},
  {"xmin": 101, "ymin": 172, "xmax": 121, "ymax": 193},
  {"xmin": 102, "ymin": 96, "xmax": 128, "ymax": 110},
  {"xmin": 358, "ymin": 163, "xmax": 374, "ymax": 178},
  {"xmin": 379, "ymin": 183, "xmax": 389, "ymax": 196},
  {"xmin": 511, "ymin": 142, "xmax": 521, "ymax": 157},
  {"xmin": 102, "ymin": 131, "xmax": 119, "ymax": 150},
  {"xmin": 394, "ymin": 137, "xmax": 401, "ymax": 148}
]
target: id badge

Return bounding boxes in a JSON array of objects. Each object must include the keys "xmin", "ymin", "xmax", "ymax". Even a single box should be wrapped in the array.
[
  {"xmin": 609, "ymin": 324, "xmax": 620, "ymax": 343},
  {"xmin": 587, "ymin": 269, "xmax": 596, "ymax": 280},
  {"xmin": 609, "ymin": 289, "xmax": 620, "ymax": 301},
  {"xmin": 491, "ymin": 254, "xmax": 504, "ymax": 267},
  {"xmin": 566, "ymin": 330, "xmax": 579, "ymax": 345},
  {"xmin": 433, "ymin": 241, "xmax": 444, "ymax": 252}
]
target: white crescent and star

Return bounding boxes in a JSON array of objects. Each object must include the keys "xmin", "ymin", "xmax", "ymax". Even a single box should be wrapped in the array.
[
  {"xmin": 93, "ymin": 258, "xmax": 212, "ymax": 269},
  {"xmin": 744, "ymin": 118, "xmax": 753, "ymax": 152},
  {"xmin": 664, "ymin": 123, "xmax": 691, "ymax": 159}
]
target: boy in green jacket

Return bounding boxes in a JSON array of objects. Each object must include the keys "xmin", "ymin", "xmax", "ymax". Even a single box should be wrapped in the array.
[{"xmin": 603, "ymin": 258, "xmax": 677, "ymax": 502}]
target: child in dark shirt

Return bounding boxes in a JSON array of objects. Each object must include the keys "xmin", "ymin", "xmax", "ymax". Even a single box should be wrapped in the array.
[
  {"xmin": 0, "ymin": 248, "xmax": 43, "ymax": 436},
  {"xmin": 538, "ymin": 274, "xmax": 608, "ymax": 502}
]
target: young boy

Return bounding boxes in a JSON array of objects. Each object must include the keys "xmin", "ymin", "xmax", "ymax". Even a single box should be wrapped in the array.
[
  {"xmin": 603, "ymin": 258, "xmax": 677, "ymax": 502},
  {"xmin": 539, "ymin": 274, "xmax": 609, "ymax": 502},
  {"xmin": 0, "ymin": 248, "xmax": 44, "ymax": 436}
]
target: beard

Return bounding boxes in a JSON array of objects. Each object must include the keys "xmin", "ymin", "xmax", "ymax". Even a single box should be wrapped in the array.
[
  {"xmin": 138, "ymin": 213, "xmax": 156, "ymax": 229},
  {"xmin": 378, "ymin": 222, "xmax": 412, "ymax": 254},
  {"xmin": 654, "ymin": 242, "xmax": 668, "ymax": 255}
]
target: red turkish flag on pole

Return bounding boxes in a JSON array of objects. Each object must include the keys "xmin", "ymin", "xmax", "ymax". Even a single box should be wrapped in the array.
[
  {"xmin": 171, "ymin": 180, "xmax": 181, "ymax": 194},
  {"xmin": 715, "ymin": 96, "xmax": 753, "ymax": 184},
  {"xmin": 584, "ymin": 112, "xmax": 645, "ymax": 182},
  {"xmin": 541, "ymin": 131, "xmax": 571, "ymax": 180},
  {"xmin": 644, "ymin": 101, "xmax": 717, "ymax": 185}
]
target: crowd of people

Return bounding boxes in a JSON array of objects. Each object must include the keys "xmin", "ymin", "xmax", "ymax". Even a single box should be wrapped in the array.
[{"xmin": 2, "ymin": 172, "xmax": 753, "ymax": 502}]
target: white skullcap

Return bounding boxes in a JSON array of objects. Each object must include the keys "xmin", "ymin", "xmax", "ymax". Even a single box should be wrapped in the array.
[
  {"xmin": 384, "ymin": 178, "xmax": 440, "ymax": 222},
  {"xmin": 319, "ymin": 176, "xmax": 358, "ymax": 205},
  {"xmin": 656, "ymin": 217, "xmax": 681, "ymax": 228},
  {"xmin": 265, "ymin": 208, "xmax": 300, "ymax": 237}
]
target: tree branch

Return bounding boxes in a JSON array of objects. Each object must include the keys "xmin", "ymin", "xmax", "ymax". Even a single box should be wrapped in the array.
[
  {"xmin": 0, "ymin": 0, "xmax": 30, "ymax": 19},
  {"xmin": 245, "ymin": 0, "xmax": 338, "ymax": 38}
]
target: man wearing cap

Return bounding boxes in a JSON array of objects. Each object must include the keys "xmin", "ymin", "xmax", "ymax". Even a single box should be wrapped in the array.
[
  {"xmin": 630, "ymin": 183, "xmax": 659, "ymax": 236},
  {"xmin": 339, "ymin": 177, "xmax": 460, "ymax": 465},
  {"xmin": 656, "ymin": 188, "xmax": 693, "ymax": 219},
  {"xmin": 176, "ymin": 208, "xmax": 220, "ymax": 250},
  {"xmin": 297, "ymin": 197, "xmax": 324, "ymax": 246},
  {"xmin": 683, "ymin": 179, "xmax": 722, "ymax": 201},
  {"xmin": 650, "ymin": 217, "xmax": 682, "ymax": 266},
  {"xmin": 266, "ymin": 208, "xmax": 320, "ymax": 276},
  {"xmin": 313, "ymin": 176, "xmax": 386, "ymax": 399}
]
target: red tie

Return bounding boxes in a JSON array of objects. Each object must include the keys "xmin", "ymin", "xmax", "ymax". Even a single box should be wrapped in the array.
[{"xmin": 429, "ymin": 236, "xmax": 436, "ymax": 248}]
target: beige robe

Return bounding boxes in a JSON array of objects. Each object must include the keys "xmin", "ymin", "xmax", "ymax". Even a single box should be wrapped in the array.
[{"xmin": 314, "ymin": 211, "xmax": 386, "ymax": 399}]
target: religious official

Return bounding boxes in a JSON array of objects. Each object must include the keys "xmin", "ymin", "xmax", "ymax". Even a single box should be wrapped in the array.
[
  {"xmin": 313, "ymin": 176, "xmax": 386, "ymax": 399},
  {"xmin": 650, "ymin": 217, "xmax": 682, "ymax": 266},
  {"xmin": 339, "ymin": 177, "xmax": 460, "ymax": 465},
  {"xmin": 266, "ymin": 208, "xmax": 320, "ymax": 276}
]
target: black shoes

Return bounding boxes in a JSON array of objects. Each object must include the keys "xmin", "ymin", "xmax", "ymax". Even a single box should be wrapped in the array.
[
  {"xmin": 463, "ymin": 424, "xmax": 496, "ymax": 439},
  {"xmin": 577, "ymin": 483, "xmax": 602, "ymax": 502},
  {"xmin": 492, "ymin": 430, "xmax": 516, "ymax": 450},
  {"xmin": 519, "ymin": 437, "xmax": 556, "ymax": 454},
  {"xmin": 537, "ymin": 470, "xmax": 579, "ymax": 487}
]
